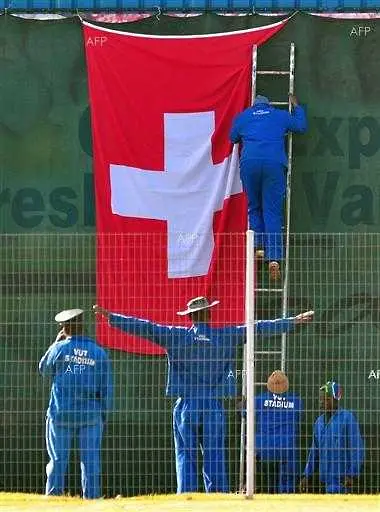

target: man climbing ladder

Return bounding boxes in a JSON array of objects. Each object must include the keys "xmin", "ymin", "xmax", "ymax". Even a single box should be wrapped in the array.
[{"xmin": 230, "ymin": 93, "xmax": 307, "ymax": 281}]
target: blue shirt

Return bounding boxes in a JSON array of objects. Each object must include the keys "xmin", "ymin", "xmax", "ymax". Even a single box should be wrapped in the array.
[
  {"xmin": 304, "ymin": 409, "xmax": 365, "ymax": 483},
  {"xmin": 39, "ymin": 335, "xmax": 113, "ymax": 425},
  {"xmin": 109, "ymin": 314, "xmax": 295, "ymax": 399},
  {"xmin": 230, "ymin": 103, "xmax": 307, "ymax": 166},
  {"xmin": 255, "ymin": 391, "xmax": 303, "ymax": 459}
]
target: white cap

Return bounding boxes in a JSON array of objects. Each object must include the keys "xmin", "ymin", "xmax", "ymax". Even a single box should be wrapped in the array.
[
  {"xmin": 54, "ymin": 309, "xmax": 84, "ymax": 323},
  {"xmin": 297, "ymin": 310, "xmax": 314, "ymax": 319},
  {"xmin": 177, "ymin": 296, "xmax": 220, "ymax": 316}
]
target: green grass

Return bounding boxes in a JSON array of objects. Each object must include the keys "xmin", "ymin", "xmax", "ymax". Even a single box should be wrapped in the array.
[{"xmin": 0, "ymin": 493, "xmax": 379, "ymax": 512}]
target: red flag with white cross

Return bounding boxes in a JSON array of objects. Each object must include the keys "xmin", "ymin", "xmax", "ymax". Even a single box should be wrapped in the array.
[{"xmin": 84, "ymin": 20, "xmax": 287, "ymax": 355}]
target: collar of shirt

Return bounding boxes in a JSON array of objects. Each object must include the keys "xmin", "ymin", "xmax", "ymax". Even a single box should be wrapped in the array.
[{"xmin": 66, "ymin": 335, "xmax": 90, "ymax": 343}]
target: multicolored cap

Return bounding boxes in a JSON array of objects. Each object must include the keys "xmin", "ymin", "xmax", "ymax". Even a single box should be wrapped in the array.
[{"xmin": 320, "ymin": 381, "xmax": 343, "ymax": 400}]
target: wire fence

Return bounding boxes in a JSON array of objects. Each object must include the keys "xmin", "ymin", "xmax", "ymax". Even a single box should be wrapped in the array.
[{"xmin": 0, "ymin": 233, "xmax": 378, "ymax": 496}]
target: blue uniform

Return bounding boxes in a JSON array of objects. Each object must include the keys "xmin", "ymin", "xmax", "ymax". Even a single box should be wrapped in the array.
[
  {"xmin": 109, "ymin": 313, "xmax": 295, "ymax": 493},
  {"xmin": 230, "ymin": 103, "xmax": 307, "ymax": 261},
  {"xmin": 303, "ymin": 409, "xmax": 365, "ymax": 493},
  {"xmin": 255, "ymin": 391, "xmax": 303, "ymax": 492},
  {"xmin": 39, "ymin": 335, "xmax": 113, "ymax": 499}
]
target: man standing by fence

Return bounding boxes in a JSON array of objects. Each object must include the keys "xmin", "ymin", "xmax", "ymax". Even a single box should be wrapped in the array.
[
  {"xmin": 300, "ymin": 381, "xmax": 364, "ymax": 494},
  {"xmin": 94, "ymin": 297, "xmax": 313, "ymax": 493},
  {"xmin": 255, "ymin": 370, "xmax": 303, "ymax": 493},
  {"xmin": 39, "ymin": 309, "xmax": 113, "ymax": 499}
]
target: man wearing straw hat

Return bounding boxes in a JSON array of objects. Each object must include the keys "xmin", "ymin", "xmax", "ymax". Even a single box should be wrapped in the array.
[
  {"xmin": 39, "ymin": 308, "xmax": 113, "ymax": 499},
  {"xmin": 94, "ymin": 297, "xmax": 313, "ymax": 494}
]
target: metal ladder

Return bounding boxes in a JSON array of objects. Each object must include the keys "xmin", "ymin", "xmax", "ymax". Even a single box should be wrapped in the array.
[
  {"xmin": 252, "ymin": 42, "xmax": 296, "ymax": 380},
  {"xmin": 238, "ymin": 43, "xmax": 296, "ymax": 492}
]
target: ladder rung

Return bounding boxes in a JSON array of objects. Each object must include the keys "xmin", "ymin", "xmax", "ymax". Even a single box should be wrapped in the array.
[
  {"xmin": 255, "ymin": 382, "xmax": 267, "ymax": 386},
  {"xmin": 271, "ymin": 101, "xmax": 288, "ymax": 106},
  {"xmin": 257, "ymin": 70, "xmax": 290, "ymax": 75},
  {"xmin": 255, "ymin": 288, "xmax": 283, "ymax": 293},
  {"xmin": 255, "ymin": 351, "xmax": 282, "ymax": 355}
]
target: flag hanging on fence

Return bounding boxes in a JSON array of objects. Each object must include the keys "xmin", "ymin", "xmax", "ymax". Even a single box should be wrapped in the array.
[{"xmin": 84, "ymin": 20, "xmax": 287, "ymax": 355}]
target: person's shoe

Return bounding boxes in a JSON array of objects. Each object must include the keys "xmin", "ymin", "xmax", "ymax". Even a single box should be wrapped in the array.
[
  {"xmin": 255, "ymin": 249, "xmax": 265, "ymax": 260},
  {"xmin": 269, "ymin": 261, "xmax": 281, "ymax": 281}
]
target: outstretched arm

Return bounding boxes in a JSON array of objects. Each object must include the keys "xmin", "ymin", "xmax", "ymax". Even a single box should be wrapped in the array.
[
  {"xmin": 256, "ymin": 310, "xmax": 313, "ymax": 335},
  {"xmin": 226, "ymin": 310, "xmax": 314, "ymax": 345},
  {"xmin": 93, "ymin": 304, "xmax": 179, "ymax": 350}
]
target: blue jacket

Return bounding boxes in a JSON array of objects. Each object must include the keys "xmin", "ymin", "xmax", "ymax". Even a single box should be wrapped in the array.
[
  {"xmin": 39, "ymin": 335, "xmax": 113, "ymax": 425},
  {"xmin": 109, "ymin": 314, "xmax": 295, "ymax": 399},
  {"xmin": 255, "ymin": 391, "xmax": 303, "ymax": 460},
  {"xmin": 230, "ymin": 103, "xmax": 307, "ymax": 166},
  {"xmin": 304, "ymin": 409, "xmax": 365, "ymax": 483}
]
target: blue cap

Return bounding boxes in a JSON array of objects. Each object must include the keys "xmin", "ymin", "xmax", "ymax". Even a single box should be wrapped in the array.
[{"xmin": 254, "ymin": 95, "xmax": 270, "ymax": 105}]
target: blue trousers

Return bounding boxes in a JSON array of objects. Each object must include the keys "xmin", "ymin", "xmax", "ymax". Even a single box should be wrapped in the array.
[
  {"xmin": 324, "ymin": 480, "xmax": 349, "ymax": 494},
  {"xmin": 240, "ymin": 159, "xmax": 286, "ymax": 262},
  {"xmin": 257, "ymin": 449, "xmax": 298, "ymax": 493},
  {"xmin": 45, "ymin": 417, "xmax": 103, "ymax": 499},
  {"xmin": 173, "ymin": 398, "xmax": 229, "ymax": 493}
]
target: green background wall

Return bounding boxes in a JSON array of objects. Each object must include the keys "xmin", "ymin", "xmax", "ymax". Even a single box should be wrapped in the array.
[{"xmin": 0, "ymin": 13, "xmax": 379, "ymax": 495}]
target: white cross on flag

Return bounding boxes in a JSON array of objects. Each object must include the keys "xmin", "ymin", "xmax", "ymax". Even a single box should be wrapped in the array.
[{"xmin": 84, "ymin": 19, "xmax": 287, "ymax": 354}]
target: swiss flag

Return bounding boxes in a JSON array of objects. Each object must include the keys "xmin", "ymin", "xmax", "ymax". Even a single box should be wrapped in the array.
[{"xmin": 84, "ymin": 20, "xmax": 287, "ymax": 355}]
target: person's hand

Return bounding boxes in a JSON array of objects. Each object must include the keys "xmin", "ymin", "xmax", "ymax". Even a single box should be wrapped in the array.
[
  {"xmin": 289, "ymin": 93, "xmax": 299, "ymax": 107},
  {"xmin": 343, "ymin": 476, "xmax": 354, "ymax": 489},
  {"xmin": 295, "ymin": 310, "xmax": 314, "ymax": 324},
  {"xmin": 299, "ymin": 476, "xmax": 309, "ymax": 493},
  {"xmin": 93, "ymin": 304, "xmax": 110, "ymax": 319},
  {"xmin": 54, "ymin": 328, "xmax": 66, "ymax": 343}
]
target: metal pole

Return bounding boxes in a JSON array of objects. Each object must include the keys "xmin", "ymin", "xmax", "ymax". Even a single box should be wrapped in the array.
[
  {"xmin": 239, "ymin": 44, "xmax": 258, "ymax": 493},
  {"xmin": 245, "ymin": 229, "xmax": 255, "ymax": 499},
  {"xmin": 251, "ymin": 45, "xmax": 257, "ymax": 103},
  {"xmin": 238, "ymin": 345, "xmax": 247, "ymax": 493},
  {"xmin": 281, "ymin": 42, "xmax": 295, "ymax": 372}
]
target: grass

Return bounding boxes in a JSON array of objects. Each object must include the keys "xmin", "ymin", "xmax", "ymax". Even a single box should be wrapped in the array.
[{"xmin": 0, "ymin": 493, "xmax": 379, "ymax": 512}]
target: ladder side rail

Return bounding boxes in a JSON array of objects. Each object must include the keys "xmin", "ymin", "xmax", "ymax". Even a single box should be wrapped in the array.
[{"xmin": 281, "ymin": 42, "xmax": 296, "ymax": 372}]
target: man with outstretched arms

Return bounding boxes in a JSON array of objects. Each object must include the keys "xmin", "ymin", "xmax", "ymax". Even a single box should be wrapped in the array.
[{"xmin": 94, "ymin": 297, "xmax": 313, "ymax": 494}]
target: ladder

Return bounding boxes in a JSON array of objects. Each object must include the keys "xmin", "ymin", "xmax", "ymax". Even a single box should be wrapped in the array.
[
  {"xmin": 252, "ymin": 42, "xmax": 296, "ymax": 379},
  {"xmin": 238, "ymin": 43, "xmax": 296, "ymax": 493}
]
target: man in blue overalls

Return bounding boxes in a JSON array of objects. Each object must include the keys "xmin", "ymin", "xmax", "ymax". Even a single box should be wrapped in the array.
[
  {"xmin": 230, "ymin": 94, "xmax": 307, "ymax": 280},
  {"xmin": 39, "ymin": 309, "xmax": 113, "ymax": 499},
  {"xmin": 300, "ymin": 381, "xmax": 364, "ymax": 494},
  {"xmin": 94, "ymin": 297, "xmax": 313, "ymax": 493},
  {"xmin": 255, "ymin": 370, "xmax": 303, "ymax": 493}
]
